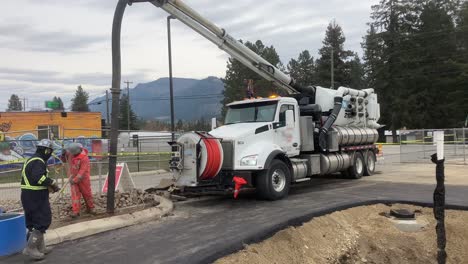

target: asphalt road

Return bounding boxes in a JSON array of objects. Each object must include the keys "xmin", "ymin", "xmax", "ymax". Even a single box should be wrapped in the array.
[{"xmin": 2, "ymin": 164, "xmax": 468, "ymax": 264}]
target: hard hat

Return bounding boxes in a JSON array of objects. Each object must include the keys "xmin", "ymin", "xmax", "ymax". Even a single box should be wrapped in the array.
[
  {"xmin": 67, "ymin": 142, "xmax": 83, "ymax": 155},
  {"xmin": 37, "ymin": 139, "xmax": 54, "ymax": 149}
]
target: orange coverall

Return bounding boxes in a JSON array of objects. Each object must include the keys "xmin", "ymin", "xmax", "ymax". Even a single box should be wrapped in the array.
[{"xmin": 62, "ymin": 148, "xmax": 94, "ymax": 214}]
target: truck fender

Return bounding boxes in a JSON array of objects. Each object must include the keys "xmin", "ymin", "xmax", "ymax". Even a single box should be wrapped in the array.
[{"xmin": 264, "ymin": 150, "xmax": 292, "ymax": 175}]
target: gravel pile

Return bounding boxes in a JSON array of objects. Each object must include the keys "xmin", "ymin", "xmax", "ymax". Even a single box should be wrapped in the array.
[{"xmin": 1, "ymin": 189, "xmax": 159, "ymax": 221}]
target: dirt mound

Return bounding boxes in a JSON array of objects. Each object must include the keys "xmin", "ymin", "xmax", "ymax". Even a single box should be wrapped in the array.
[{"xmin": 216, "ymin": 204, "xmax": 468, "ymax": 264}]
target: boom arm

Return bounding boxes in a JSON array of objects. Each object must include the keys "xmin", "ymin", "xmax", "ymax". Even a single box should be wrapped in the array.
[{"xmin": 148, "ymin": 0, "xmax": 301, "ymax": 94}]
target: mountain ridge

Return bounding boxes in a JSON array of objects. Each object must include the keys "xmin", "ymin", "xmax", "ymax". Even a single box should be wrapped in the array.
[{"xmin": 89, "ymin": 77, "xmax": 224, "ymax": 121}]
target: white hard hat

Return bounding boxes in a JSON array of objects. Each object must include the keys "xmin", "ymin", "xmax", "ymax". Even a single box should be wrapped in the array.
[{"xmin": 37, "ymin": 139, "xmax": 54, "ymax": 149}]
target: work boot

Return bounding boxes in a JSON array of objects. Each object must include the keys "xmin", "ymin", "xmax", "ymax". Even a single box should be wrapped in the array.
[
  {"xmin": 70, "ymin": 212, "xmax": 80, "ymax": 219},
  {"xmin": 37, "ymin": 232, "xmax": 52, "ymax": 255},
  {"xmin": 22, "ymin": 230, "xmax": 45, "ymax": 260},
  {"xmin": 86, "ymin": 208, "xmax": 97, "ymax": 216}
]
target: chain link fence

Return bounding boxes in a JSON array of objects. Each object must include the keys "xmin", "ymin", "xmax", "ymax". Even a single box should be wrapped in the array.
[
  {"xmin": 0, "ymin": 129, "xmax": 176, "ymax": 212},
  {"xmin": 400, "ymin": 128, "xmax": 467, "ymax": 165}
]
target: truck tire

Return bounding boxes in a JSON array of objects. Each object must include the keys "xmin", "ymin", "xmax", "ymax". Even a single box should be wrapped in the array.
[
  {"xmin": 255, "ymin": 159, "xmax": 291, "ymax": 200},
  {"xmin": 363, "ymin": 150, "xmax": 376, "ymax": 176},
  {"xmin": 345, "ymin": 152, "xmax": 364, "ymax": 179}
]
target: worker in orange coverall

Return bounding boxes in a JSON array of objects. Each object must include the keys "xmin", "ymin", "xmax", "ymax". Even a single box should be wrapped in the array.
[{"xmin": 61, "ymin": 143, "xmax": 95, "ymax": 218}]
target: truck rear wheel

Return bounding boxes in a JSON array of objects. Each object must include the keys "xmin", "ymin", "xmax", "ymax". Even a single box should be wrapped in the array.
[
  {"xmin": 344, "ymin": 152, "xmax": 364, "ymax": 179},
  {"xmin": 363, "ymin": 150, "xmax": 376, "ymax": 176},
  {"xmin": 255, "ymin": 159, "xmax": 291, "ymax": 200}
]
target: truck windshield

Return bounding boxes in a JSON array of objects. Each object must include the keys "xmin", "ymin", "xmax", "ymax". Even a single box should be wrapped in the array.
[{"xmin": 225, "ymin": 101, "xmax": 277, "ymax": 124}]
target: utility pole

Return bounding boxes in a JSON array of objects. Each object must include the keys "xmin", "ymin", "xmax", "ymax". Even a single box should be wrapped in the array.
[
  {"xmin": 22, "ymin": 97, "xmax": 27, "ymax": 111},
  {"xmin": 330, "ymin": 20, "xmax": 335, "ymax": 89},
  {"xmin": 105, "ymin": 90, "xmax": 110, "ymax": 126},
  {"xmin": 124, "ymin": 80, "xmax": 133, "ymax": 147},
  {"xmin": 167, "ymin": 15, "xmax": 176, "ymax": 142},
  {"xmin": 331, "ymin": 45, "xmax": 334, "ymax": 89}
]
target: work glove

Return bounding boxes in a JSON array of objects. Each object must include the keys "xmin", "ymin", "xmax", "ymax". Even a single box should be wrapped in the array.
[
  {"xmin": 50, "ymin": 180, "xmax": 60, "ymax": 193},
  {"xmin": 69, "ymin": 178, "xmax": 75, "ymax": 185},
  {"xmin": 71, "ymin": 176, "xmax": 82, "ymax": 185}
]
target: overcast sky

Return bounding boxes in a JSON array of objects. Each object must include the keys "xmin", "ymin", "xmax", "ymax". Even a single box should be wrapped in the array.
[{"xmin": 0, "ymin": 0, "xmax": 378, "ymax": 110}]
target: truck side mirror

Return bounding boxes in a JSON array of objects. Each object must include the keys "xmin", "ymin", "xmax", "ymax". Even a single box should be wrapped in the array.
[
  {"xmin": 285, "ymin": 110, "xmax": 294, "ymax": 127},
  {"xmin": 211, "ymin": 117, "xmax": 217, "ymax": 130}
]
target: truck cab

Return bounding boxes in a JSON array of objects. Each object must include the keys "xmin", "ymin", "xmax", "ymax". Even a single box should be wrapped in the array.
[{"xmin": 211, "ymin": 96, "xmax": 300, "ymax": 170}]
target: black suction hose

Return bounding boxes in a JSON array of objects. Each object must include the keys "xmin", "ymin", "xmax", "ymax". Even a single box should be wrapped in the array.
[
  {"xmin": 107, "ymin": 0, "xmax": 129, "ymax": 213},
  {"xmin": 319, "ymin": 97, "xmax": 343, "ymax": 151}
]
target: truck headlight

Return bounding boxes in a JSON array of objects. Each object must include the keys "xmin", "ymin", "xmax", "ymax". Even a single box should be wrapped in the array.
[{"xmin": 240, "ymin": 155, "xmax": 258, "ymax": 166}]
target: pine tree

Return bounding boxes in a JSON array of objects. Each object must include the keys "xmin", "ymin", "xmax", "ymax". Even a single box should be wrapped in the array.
[
  {"xmin": 348, "ymin": 54, "xmax": 365, "ymax": 89},
  {"xmin": 119, "ymin": 95, "xmax": 139, "ymax": 130},
  {"xmin": 71, "ymin": 85, "xmax": 90, "ymax": 112},
  {"xmin": 315, "ymin": 21, "xmax": 355, "ymax": 88},
  {"xmin": 222, "ymin": 40, "xmax": 283, "ymax": 116},
  {"xmin": 363, "ymin": 0, "xmax": 467, "ymax": 130},
  {"xmin": 7, "ymin": 94, "xmax": 22, "ymax": 111},
  {"xmin": 53, "ymin": 97, "xmax": 65, "ymax": 110},
  {"xmin": 287, "ymin": 50, "xmax": 316, "ymax": 87}
]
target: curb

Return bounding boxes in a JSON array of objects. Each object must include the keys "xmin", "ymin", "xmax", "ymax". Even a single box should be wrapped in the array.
[{"xmin": 45, "ymin": 195, "xmax": 173, "ymax": 245}]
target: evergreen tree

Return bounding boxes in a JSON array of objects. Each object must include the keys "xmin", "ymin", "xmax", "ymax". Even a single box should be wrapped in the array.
[
  {"xmin": 55, "ymin": 97, "xmax": 65, "ymax": 110},
  {"xmin": 7, "ymin": 94, "xmax": 22, "ymax": 111},
  {"xmin": 287, "ymin": 50, "xmax": 316, "ymax": 87},
  {"xmin": 51, "ymin": 96, "xmax": 64, "ymax": 110},
  {"xmin": 348, "ymin": 54, "xmax": 365, "ymax": 89},
  {"xmin": 119, "ymin": 95, "xmax": 139, "ymax": 130},
  {"xmin": 222, "ymin": 40, "xmax": 283, "ymax": 116},
  {"xmin": 364, "ymin": 0, "xmax": 419, "ymax": 139},
  {"xmin": 363, "ymin": 0, "xmax": 467, "ymax": 130},
  {"xmin": 315, "ymin": 21, "xmax": 355, "ymax": 88},
  {"xmin": 362, "ymin": 25, "xmax": 384, "ymax": 88},
  {"xmin": 71, "ymin": 85, "xmax": 90, "ymax": 112}
]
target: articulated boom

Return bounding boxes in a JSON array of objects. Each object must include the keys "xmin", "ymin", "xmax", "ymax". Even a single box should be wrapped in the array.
[{"xmin": 148, "ymin": 0, "xmax": 299, "ymax": 94}]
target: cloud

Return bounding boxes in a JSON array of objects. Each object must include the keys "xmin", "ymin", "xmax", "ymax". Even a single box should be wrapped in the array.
[
  {"xmin": 0, "ymin": 67, "xmax": 151, "ymax": 87},
  {"xmin": 0, "ymin": 23, "xmax": 107, "ymax": 54}
]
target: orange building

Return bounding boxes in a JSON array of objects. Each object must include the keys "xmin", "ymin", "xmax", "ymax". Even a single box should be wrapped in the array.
[{"xmin": 0, "ymin": 111, "xmax": 102, "ymax": 139}]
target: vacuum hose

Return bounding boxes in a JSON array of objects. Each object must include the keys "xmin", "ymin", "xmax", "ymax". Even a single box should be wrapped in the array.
[
  {"xmin": 319, "ymin": 97, "xmax": 342, "ymax": 151},
  {"xmin": 107, "ymin": 0, "xmax": 129, "ymax": 212}
]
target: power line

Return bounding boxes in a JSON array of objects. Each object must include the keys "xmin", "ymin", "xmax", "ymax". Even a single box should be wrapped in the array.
[{"xmin": 88, "ymin": 94, "xmax": 224, "ymax": 105}]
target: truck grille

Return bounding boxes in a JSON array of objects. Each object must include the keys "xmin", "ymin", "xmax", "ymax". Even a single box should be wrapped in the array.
[{"xmin": 221, "ymin": 140, "xmax": 234, "ymax": 169}]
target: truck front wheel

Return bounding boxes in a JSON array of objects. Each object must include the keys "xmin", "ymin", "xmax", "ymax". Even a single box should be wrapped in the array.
[{"xmin": 255, "ymin": 159, "xmax": 291, "ymax": 200}]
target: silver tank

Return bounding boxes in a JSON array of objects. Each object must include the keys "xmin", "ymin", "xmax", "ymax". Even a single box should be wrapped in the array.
[
  {"xmin": 320, "ymin": 153, "xmax": 351, "ymax": 175},
  {"xmin": 332, "ymin": 127, "xmax": 378, "ymax": 146}
]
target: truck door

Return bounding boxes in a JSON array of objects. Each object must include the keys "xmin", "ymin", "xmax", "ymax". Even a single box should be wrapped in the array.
[{"xmin": 274, "ymin": 104, "xmax": 300, "ymax": 156}]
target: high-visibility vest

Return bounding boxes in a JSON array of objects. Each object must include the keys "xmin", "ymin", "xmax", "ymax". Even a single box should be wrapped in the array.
[{"xmin": 20, "ymin": 157, "xmax": 49, "ymax": 191}]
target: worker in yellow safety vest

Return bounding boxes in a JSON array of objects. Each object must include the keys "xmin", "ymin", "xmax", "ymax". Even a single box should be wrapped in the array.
[{"xmin": 20, "ymin": 139, "xmax": 60, "ymax": 260}]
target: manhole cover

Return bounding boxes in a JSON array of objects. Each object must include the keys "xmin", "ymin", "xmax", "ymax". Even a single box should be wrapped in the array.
[{"xmin": 390, "ymin": 209, "xmax": 415, "ymax": 219}]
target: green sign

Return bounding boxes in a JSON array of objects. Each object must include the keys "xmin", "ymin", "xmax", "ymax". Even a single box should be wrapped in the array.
[{"xmin": 45, "ymin": 101, "xmax": 60, "ymax": 109}]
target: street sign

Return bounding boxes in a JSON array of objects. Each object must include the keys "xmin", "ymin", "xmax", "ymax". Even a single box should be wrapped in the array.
[{"xmin": 45, "ymin": 101, "xmax": 60, "ymax": 109}]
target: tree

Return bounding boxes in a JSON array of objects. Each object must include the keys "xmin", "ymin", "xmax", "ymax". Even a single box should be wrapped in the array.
[
  {"xmin": 71, "ymin": 85, "xmax": 90, "ymax": 112},
  {"xmin": 348, "ymin": 54, "xmax": 365, "ymax": 89},
  {"xmin": 287, "ymin": 50, "xmax": 316, "ymax": 87},
  {"xmin": 363, "ymin": 0, "xmax": 468, "ymax": 131},
  {"xmin": 7, "ymin": 94, "xmax": 22, "ymax": 111},
  {"xmin": 52, "ymin": 96, "xmax": 65, "ymax": 110},
  {"xmin": 222, "ymin": 40, "xmax": 283, "ymax": 116},
  {"xmin": 363, "ymin": 0, "xmax": 420, "ymax": 139},
  {"xmin": 315, "ymin": 21, "xmax": 356, "ymax": 88},
  {"xmin": 119, "ymin": 95, "xmax": 139, "ymax": 130}
]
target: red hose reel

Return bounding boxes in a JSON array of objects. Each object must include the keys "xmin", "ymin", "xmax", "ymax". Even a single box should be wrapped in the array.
[{"xmin": 198, "ymin": 133, "xmax": 223, "ymax": 180}]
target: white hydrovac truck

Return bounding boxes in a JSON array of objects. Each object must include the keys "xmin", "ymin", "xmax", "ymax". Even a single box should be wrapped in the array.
[{"xmin": 119, "ymin": 0, "xmax": 382, "ymax": 200}]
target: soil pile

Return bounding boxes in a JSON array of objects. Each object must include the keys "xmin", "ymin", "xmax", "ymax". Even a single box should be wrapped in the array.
[{"xmin": 216, "ymin": 204, "xmax": 468, "ymax": 264}]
